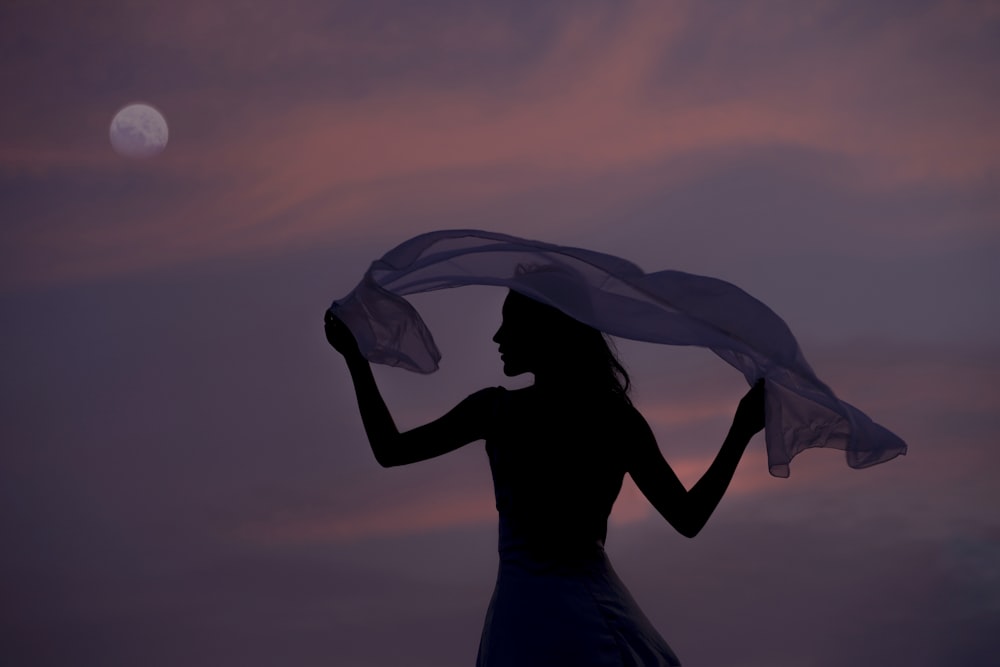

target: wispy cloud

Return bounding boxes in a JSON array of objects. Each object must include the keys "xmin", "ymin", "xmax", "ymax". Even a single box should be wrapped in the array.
[{"xmin": 2, "ymin": 1, "xmax": 996, "ymax": 288}]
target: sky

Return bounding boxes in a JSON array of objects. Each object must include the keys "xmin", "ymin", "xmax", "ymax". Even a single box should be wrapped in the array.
[{"xmin": 1, "ymin": 0, "xmax": 998, "ymax": 665}]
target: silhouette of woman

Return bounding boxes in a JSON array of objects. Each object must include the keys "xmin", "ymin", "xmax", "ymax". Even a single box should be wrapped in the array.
[{"xmin": 325, "ymin": 289, "xmax": 765, "ymax": 666}]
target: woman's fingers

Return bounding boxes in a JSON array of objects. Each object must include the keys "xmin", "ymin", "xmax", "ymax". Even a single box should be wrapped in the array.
[{"xmin": 324, "ymin": 311, "xmax": 362, "ymax": 357}]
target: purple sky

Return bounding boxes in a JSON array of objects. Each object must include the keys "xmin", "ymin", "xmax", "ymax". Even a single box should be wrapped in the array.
[{"xmin": 2, "ymin": 1, "xmax": 998, "ymax": 665}]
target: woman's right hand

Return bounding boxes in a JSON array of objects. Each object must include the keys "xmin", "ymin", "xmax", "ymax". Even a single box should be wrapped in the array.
[{"xmin": 324, "ymin": 311, "xmax": 362, "ymax": 359}]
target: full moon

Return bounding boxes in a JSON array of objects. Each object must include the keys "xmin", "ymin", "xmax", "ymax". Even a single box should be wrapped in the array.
[{"xmin": 109, "ymin": 103, "xmax": 168, "ymax": 158}]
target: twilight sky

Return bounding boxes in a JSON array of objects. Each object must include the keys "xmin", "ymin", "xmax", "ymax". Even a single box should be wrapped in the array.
[{"xmin": 2, "ymin": 1, "xmax": 998, "ymax": 665}]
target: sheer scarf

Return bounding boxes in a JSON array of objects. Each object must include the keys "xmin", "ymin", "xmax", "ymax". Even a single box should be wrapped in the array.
[{"xmin": 329, "ymin": 229, "xmax": 906, "ymax": 477}]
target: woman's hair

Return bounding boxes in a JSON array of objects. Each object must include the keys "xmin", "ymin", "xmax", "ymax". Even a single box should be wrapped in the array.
[{"xmin": 507, "ymin": 290, "xmax": 632, "ymax": 404}]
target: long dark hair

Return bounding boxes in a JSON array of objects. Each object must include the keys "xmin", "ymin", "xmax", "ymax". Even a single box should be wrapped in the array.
[{"xmin": 507, "ymin": 290, "xmax": 632, "ymax": 404}]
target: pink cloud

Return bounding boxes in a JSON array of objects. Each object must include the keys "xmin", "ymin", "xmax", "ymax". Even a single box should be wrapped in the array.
[
  {"xmin": 240, "ymin": 444, "xmax": 781, "ymax": 545},
  {"xmin": 240, "ymin": 485, "xmax": 497, "ymax": 543},
  {"xmin": 255, "ymin": 339, "xmax": 996, "ymax": 544}
]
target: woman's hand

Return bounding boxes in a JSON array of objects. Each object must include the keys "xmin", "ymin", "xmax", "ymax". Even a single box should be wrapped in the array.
[
  {"xmin": 324, "ymin": 311, "xmax": 362, "ymax": 359},
  {"xmin": 732, "ymin": 379, "xmax": 766, "ymax": 438}
]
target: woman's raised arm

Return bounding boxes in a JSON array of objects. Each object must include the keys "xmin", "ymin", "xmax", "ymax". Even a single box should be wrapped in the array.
[
  {"xmin": 326, "ymin": 312, "xmax": 497, "ymax": 467},
  {"xmin": 627, "ymin": 381, "xmax": 765, "ymax": 538}
]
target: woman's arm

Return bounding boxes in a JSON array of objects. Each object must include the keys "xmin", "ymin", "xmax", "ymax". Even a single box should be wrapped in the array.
[
  {"xmin": 326, "ymin": 312, "xmax": 496, "ymax": 467},
  {"xmin": 628, "ymin": 381, "xmax": 765, "ymax": 538}
]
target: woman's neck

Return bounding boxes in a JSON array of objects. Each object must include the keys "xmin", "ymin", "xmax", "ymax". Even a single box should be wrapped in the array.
[{"xmin": 531, "ymin": 371, "xmax": 604, "ymax": 399}]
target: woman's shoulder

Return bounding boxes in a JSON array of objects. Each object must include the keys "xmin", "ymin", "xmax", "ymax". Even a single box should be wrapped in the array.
[
  {"xmin": 463, "ymin": 386, "xmax": 514, "ymax": 420},
  {"xmin": 471, "ymin": 385, "xmax": 533, "ymax": 405},
  {"xmin": 468, "ymin": 386, "xmax": 540, "ymax": 430},
  {"xmin": 581, "ymin": 395, "xmax": 651, "ymax": 446},
  {"xmin": 464, "ymin": 386, "xmax": 516, "ymax": 445},
  {"xmin": 616, "ymin": 399, "xmax": 652, "ymax": 433},
  {"xmin": 466, "ymin": 385, "xmax": 516, "ymax": 403}
]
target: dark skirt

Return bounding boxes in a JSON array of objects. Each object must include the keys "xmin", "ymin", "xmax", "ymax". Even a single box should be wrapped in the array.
[{"xmin": 476, "ymin": 544, "xmax": 681, "ymax": 667}]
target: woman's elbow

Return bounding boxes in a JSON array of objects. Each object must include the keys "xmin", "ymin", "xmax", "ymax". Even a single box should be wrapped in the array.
[
  {"xmin": 371, "ymin": 442, "xmax": 402, "ymax": 468},
  {"xmin": 671, "ymin": 513, "xmax": 704, "ymax": 539},
  {"xmin": 679, "ymin": 525, "xmax": 701, "ymax": 539},
  {"xmin": 653, "ymin": 498, "xmax": 701, "ymax": 538},
  {"xmin": 365, "ymin": 429, "xmax": 404, "ymax": 467},
  {"xmin": 373, "ymin": 450, "xmax": 403, "ymax": 468},
  {"xmin": 672, "ymin": 520, "xmax": 700, "ymax": 539}
]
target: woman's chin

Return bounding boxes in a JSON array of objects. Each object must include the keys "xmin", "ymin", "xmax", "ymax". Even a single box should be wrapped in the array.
[{"xmin": 501, "ymin": 362, "xmax": 526, "ymax": 377}]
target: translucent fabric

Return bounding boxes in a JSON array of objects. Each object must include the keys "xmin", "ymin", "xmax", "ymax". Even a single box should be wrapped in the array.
[{"xmin": 328, "ymin": 229, "xmax": 907, "ymax": 477}]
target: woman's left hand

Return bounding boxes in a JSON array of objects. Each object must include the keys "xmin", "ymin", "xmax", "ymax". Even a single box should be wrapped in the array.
[{"xmin": 324, "ymin": 311, "xmax": 362, "ymax": 359}]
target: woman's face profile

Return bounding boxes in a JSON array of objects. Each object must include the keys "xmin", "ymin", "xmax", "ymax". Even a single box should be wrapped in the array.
[{"xmin": 493, "ymin": 292, "xmax": 539, "ymax": 377}]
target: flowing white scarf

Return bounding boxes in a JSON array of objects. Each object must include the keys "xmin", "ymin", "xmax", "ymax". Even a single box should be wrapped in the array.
[{"xmin": 329, "ymin": 229, "xmax": 906, "ymax": 477}]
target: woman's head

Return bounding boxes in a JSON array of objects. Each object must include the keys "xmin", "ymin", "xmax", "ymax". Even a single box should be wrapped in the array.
[{"xmin": 492, "ymin": 290, "xmax": 631, "ymax": 401}]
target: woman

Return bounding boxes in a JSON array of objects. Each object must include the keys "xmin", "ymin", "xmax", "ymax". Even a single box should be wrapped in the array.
[{"xmin": 325, "ymin": 289, "xmax": 765, "ymax": 666}]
